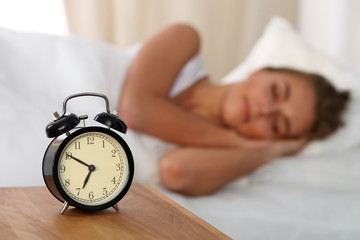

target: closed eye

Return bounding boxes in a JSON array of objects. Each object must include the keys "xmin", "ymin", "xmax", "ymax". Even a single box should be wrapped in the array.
[
  {"xmin": 271, "ymin": 83, "xmax": 279, "ymax": 100},
  {"xmin": 271, "ymin": 115, "xmax": 291, "ymax": 137},
  {"xmin": 271, "ymin": 116, "xmax": 279, "ymax": 134}
]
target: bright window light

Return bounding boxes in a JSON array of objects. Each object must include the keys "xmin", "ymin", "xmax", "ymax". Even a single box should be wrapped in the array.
[{"xmin": 0, "ymin": 0, "xmax": 68, "ymax": 35}]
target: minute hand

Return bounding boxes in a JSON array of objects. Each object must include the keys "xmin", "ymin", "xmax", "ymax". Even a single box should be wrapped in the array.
[{"xmin": 67, "ymin": 154, "xmax": 90, "ymax": 167}]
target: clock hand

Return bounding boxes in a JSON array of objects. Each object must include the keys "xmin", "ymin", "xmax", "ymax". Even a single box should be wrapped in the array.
[
  {"xmin": 82, "ymin": 171, "xmax": 91, "ymax": 189},
  {"xmin": 82, "ymin": 165, "xmax": 96, "ymax": 189},
  {"xmin": 67, "ymin": 154, "xmax": 90, "ymax": 168}
]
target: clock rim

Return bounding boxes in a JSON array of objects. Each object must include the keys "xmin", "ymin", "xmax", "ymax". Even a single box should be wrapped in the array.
[{"xmin": 52, "ymin": 126, "xmax": 134, "ymax": 211}]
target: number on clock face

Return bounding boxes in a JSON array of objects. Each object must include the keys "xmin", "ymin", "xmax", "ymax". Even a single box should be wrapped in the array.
[{"xmin": 57, "ymin": 132, "xmax": 129, "ymax": 206}]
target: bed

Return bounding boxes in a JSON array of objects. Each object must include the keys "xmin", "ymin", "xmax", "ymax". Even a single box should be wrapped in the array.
[{"xmin": 1, "ymin": 17, "xmax": 360, "ymax": 239}]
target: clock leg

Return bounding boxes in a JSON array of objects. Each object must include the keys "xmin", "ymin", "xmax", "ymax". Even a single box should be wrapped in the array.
[
  {"xmin": 112, "ymin": 204, "xmax": 119, "ymax": 211},
  {"xmin": 60, "ymin": 201, "xmax": 70, "ymax": 214}
]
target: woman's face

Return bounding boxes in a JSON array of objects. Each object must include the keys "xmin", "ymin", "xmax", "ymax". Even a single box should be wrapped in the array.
[{"xmin": 222, "ymin": 69, "xmax": 316, "ymax": 139}]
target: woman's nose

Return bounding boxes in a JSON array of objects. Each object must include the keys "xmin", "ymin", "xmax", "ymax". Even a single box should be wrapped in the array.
[{"xmin": 258, "ymin": 103, "xmax": 279, "ymax": 117}]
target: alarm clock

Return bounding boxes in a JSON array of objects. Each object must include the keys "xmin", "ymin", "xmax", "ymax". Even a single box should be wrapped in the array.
[{"xmin": 43, "ymin": 92, "xmax": 134, "ymax": 214}]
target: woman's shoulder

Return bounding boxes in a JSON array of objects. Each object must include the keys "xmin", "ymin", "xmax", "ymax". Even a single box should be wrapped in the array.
[
  {"xmin": 165, "ymin": 23, "xmax": 200, "ymax": 39},
  {"xmin": 161, "ymin": 23, "xmax": 201, "ymax": 52}
]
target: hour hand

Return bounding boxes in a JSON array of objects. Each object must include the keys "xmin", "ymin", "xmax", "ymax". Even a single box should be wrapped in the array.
[
  {"xmin": 82, "ymin": 171, "xmax": 91, "ymax": 189},
  {"xmin": 82, "ymin": 165, "xmax": 96, "ymax": 189}
]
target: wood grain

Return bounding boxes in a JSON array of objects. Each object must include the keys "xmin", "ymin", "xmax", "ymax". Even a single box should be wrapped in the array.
[{"xmin": 0, "ymin": 184, "xmax": 230, "ymax": 239}]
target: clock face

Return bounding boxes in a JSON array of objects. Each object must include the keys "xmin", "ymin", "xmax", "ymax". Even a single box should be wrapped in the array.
[{"xmin": 55, "ymin": 129, "xmax": 131, "ymax": 207}]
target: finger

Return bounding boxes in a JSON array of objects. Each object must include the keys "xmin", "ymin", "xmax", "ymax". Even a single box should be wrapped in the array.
[{"xmin": 238, "ymin": 138, "xmax": 272, "ymax": 149}]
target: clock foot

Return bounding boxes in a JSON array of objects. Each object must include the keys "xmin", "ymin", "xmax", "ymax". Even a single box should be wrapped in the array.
[
  {"xmin": 60, "ymin": 201, "xmax": 70, "ymax": 214},
  {"xmin": 112, "ymin": 204, "xmax": 119, "ymax": 211}
]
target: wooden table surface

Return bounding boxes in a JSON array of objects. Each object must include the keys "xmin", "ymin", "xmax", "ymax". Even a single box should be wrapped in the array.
[{"xmin": 0, "ymin": 184, "xmax": 230, "ymax": 240}]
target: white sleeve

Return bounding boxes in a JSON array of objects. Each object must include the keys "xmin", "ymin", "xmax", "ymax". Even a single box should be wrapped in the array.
[{"xmin": 169, "ymin": 53, "xmax": 208, "ymax": 97}]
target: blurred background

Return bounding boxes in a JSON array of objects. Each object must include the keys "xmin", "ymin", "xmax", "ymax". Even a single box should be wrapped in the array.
[{"xmin": 0, "ymin": 0, "xmax": 358, "ymax": 81}]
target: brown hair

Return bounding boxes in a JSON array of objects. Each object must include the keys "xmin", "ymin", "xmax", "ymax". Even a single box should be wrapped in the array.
[{"xmin": 264, "ymin": 67, "xmax": 350, "ymax": 140}]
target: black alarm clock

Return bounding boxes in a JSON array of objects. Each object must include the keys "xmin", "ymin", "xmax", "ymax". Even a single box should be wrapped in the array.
[{"xmin": 43, "ymin": 92, "xmax": 134, "ymax": 214}]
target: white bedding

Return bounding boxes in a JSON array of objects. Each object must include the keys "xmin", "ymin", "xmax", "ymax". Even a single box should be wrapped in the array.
[
  {"xmin": 1, "ymin": 17, "xmax": 360, "ymax": 240},
  {"xmin": 155, "ymin": 148, "xmax": 360, "ymax": 239}
]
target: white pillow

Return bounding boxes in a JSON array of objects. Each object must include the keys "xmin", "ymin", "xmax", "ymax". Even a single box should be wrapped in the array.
[
  {"xmin": 0, "ymin": 27, "xmax": 130, "ymax": 187},
  {"xmin": 220, "ymin": 16, "xmax": 360, "ymax": 155}
]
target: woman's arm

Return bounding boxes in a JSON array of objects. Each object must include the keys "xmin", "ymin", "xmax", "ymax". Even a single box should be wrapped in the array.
[
  {"xmin": 159, "ymin": 138, "xmax": 306, "ymax": 196},
  {"xmin": 118, "ymin": 24, "xmax": 239, "ymax": 148},
  {"xmin": 160, "ymin": 147, "xmax": 271, "ymax": 196}
]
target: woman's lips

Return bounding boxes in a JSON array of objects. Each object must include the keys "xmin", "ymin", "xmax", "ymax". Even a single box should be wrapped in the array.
[{"xmin": 243, "ymin": 97, "xmax": 250, "ymax": 122}]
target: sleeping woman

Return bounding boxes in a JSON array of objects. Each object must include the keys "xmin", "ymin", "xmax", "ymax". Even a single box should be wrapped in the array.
[{"xmin": 118, "ymin": 24, "xmax": 349, "ymax": 196}]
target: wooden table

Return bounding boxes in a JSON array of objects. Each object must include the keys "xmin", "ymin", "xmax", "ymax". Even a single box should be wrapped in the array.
[{"xmin": 0, "ymin": 184, "xmax": 230, "ymax": 239}]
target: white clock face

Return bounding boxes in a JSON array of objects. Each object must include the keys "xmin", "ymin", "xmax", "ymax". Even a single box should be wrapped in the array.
[{"xmin": 57, "ymin": 131, "xmax": 129, "ymax": 206}]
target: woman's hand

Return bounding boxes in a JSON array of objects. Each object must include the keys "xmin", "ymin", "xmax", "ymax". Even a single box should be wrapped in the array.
[
  {"xmin": 228, "ymin": 133, "xmax": 272, "ymax": 150},
  {"xmin": 230, "ymin": 133, "xmax": 308, "ymax": 158},
  {"xmin": 269, "ymin": 137, "xmax": 308, "ymax": 157}
]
